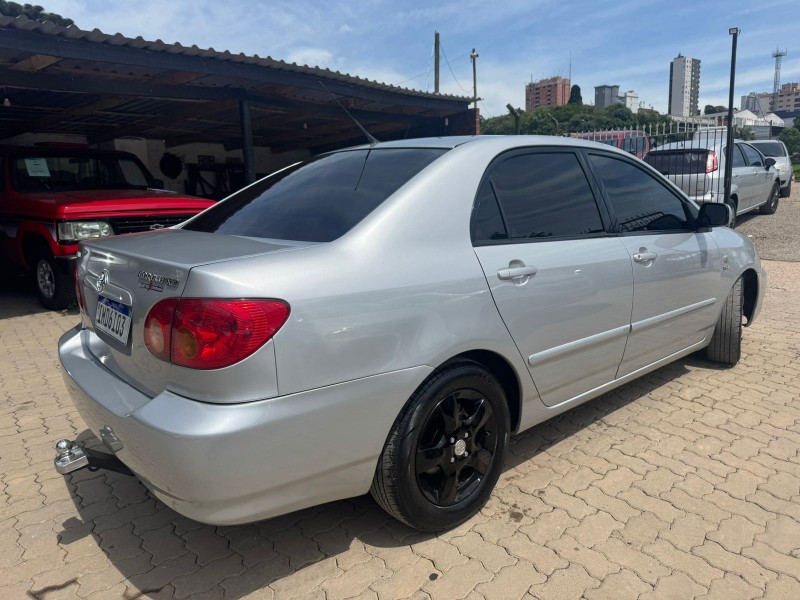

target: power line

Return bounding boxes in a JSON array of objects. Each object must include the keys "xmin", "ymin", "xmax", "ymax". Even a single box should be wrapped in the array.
[{"xmin": 439, "ymin": 42, "xmax": 472, "ymax": 94}]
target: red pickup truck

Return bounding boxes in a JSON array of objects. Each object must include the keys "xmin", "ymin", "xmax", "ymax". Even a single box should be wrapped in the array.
[{"xmin": 1, "ymin": 146, "xmax": 215, "ymax": 309}]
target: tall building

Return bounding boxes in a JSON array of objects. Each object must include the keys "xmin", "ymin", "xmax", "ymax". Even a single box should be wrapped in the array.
[
  {"xmin": 594, "ymin": 85, "xmax": 639, "ymax": 114},
  {"xmin": 742, "ymin": 83, "xmax": 800, "ymax": 114},
  {"xmin": 595, "ymin": 85, "xmax": 619, "ymax": 108},
  {"xmin": 668, "ymin": 54, "xmax": 700, "ymax": 116},
  {"xmin": 525, "ymin": 76, "xmax": 571, "ymax": 111}
]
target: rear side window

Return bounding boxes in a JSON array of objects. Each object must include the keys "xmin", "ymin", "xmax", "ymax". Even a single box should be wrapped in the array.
[
  {"xmin": 590, "ymin": 154, "xmax": 693, "ymax": 233},
  {"xmin": 470, "ymin": 183, "xmax": 508, "ymax": 243},
  {"xmin": 185, "ymin": 148, "xmax": 447, "ymax": 242},
  {"xmin": 727, "ymin": 145, "xmax": 747, "ymax": 168},
  {"xmin": 487, "ymin": 152, "xmax": 604, "ymax": 240},
  {"xmin": 644, "ymin": 150, "xmax": 709, "ymax": 175}
]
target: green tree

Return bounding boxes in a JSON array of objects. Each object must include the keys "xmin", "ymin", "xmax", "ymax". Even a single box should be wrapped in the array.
[
  {"xmin": 568, "ymin": 85, "xmax": 583, "ymax": 105},
  {"xmin": 704, "ymin": 105, "xmax": 727, "ymax": 115},
  {"xmin": 778, "ymin": 127, "xmax": 800, "ymax": 158},
  {"xmin": 0, "ymin": 1, "xmax": 74, "ymax": 26}
]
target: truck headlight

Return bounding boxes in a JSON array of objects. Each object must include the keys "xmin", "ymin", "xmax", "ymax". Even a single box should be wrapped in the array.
[{"xmin": 57, "ymin": 221, "xmax": 114, "ymax": 242}]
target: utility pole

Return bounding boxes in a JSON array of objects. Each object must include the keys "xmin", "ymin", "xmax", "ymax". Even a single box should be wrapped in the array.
[
  {"xmin": 470, "ymin": 48, "xmax": 479, "ymax": 110},
  {"xmin": 434, "ymin": 32, "xmax": 440, "ymax": 94},
  {"xmin": 724, "ymin": 27, "xmax": 739, "ymax": 210}
]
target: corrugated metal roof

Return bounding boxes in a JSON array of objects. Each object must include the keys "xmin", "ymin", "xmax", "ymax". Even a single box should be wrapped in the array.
[{"xmin": 0, "ymin": 15, "xmax": 469, "ymax": 102}]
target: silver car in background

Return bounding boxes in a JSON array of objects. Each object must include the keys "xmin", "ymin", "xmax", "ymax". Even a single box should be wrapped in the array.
[
  {"xmin": 747, "ymin": 139, "xmax": 793, "ymax": 197},
  {"xmin": 58, "ymin": 136, "xmax": 765, "ymax": 531},
  {"xmin": 645, "ymin": 139, "xmax": 780, "ymax": 226}
]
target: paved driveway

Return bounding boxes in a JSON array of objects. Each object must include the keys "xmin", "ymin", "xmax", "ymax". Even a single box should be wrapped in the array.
[{"xmin": 1, "ymin": 192, "xmax": 799, "ymax": 600}]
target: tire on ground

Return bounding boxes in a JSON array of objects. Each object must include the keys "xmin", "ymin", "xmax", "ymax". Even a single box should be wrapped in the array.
[
  {"xmin": 705, "ymin": 277, "xmax": 743, "ymax": 366},
  {"xmin": 32, "ymin": 249, "xmax": 73, "ymax": 310},
  {"xmin": 370, "ymin": 359, "xmax": 510, "ymax": 531},
  {"xmin": 760, "ymin": 183, "xmax": 780, "ymax": 215}
]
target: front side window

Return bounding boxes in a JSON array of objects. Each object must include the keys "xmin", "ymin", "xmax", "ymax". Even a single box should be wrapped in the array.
[
  {"xmin": 740, "ymin": 144, "xmax": 764, "ymax": 167},
  {"xmin": 589, "ymin": 154, "xmax": 693, "ymax": 233},
  {"xmin": 184, "ymin": 148, "xmax": 447, "ymax": 242},
  {"xmin": 488, "ymin": 152, "xmax": 604, "ymax": 239}
]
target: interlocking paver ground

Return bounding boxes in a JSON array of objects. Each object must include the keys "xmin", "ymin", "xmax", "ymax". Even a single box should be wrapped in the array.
[{"xmin": 1, "ymin": 190, "xmax": 799, "ymax": 599}]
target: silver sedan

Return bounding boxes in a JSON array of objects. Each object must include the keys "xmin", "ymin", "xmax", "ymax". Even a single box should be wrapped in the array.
[{"xmin": 57, "ymin": 135, "xmax": 765, "ymax": 531}]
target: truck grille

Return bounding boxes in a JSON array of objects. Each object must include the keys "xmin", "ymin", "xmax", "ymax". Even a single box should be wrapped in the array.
[{"xmin": 110, "ymin": 215, "xmax": 192, "ymax": 235}]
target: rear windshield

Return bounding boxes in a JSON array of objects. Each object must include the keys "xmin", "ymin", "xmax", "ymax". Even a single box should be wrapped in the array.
[
  {"xmin": 750, "ymin": 142, "xmax": 786, "ymax": 157},
  {"xmin": 184, "ymin": 148, "xmax": 447, "ymax": 242},
  {"xmin": 11, "ymin": 153, "xmax": 152, "ymax": 192},
  {"xmin": 644, "ymin": 150, "xmax": 709, "ymax": 175}
]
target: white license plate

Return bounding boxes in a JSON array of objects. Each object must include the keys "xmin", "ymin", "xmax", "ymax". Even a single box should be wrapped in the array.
[{"xmin": 95, "ymin": 296, "xmax": 132, "ymax": 345}]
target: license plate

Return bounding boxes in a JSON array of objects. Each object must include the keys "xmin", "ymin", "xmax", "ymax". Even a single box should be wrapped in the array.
[{"xmin": 95, "ymin": 296, "xmax": 132, "ymax": 345}]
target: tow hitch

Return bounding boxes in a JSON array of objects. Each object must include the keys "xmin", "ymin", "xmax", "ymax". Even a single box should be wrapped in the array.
[{"xmin": 54, "ymin": 439, "xmax": 133, "ymax": 476}]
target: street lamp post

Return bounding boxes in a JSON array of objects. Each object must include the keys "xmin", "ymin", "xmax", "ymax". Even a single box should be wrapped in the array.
[
  {"xmin": 723, "ymin": 27, "xmax": 740, "ymax": 209},
  {"xmin": 546, "ymin": 112, "xmax": 559, "ymax": 135}
]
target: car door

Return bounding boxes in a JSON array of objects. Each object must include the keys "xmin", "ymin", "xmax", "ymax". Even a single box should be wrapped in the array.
[
  {"xmin": 471, "ymin": 149, "xmax": 634, "ymax": 407},
  {"xmin": 727, "ymin": 144, "xmax": 753, "ymax": 210},
  {"xmin": 586, "ymin": 152, "xmax": 724, "ymax": 377},
  {"xmin": 740, "ymin": 143, "xmax": 772, "ymax": 208}
]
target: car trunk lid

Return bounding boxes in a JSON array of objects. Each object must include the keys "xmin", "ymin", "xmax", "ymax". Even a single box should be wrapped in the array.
[{"xmin": 78, "ymin": 229, "xmax": 316, "ymax": 397}]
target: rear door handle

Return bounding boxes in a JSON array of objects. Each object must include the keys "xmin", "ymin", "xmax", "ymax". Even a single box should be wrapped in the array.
[
  {"xmin": 633, "ymin": 252, "xmax": 657, "ymax": 263},
  {"xmin": 497, "ymin": 265, "xmax": 538, "ymax": 280}
]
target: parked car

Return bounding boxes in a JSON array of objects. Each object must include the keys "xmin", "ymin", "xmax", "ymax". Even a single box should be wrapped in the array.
[
  {"xmin": 644, "ymin": 139, "xmax": 780, "ymax": 226},
  {"xmin": 571, "ymin": 129, "xmax": 650, "ymax": 158},
  {"xmin": 747, "ymin": 139, "xmax": 793, "ymax": 197},
  {"xmin": 0, "ymin": 146, "xmax": 215, "ymax": 309},
  {"xmin": 56, "ymin": 136, "xmax": 765, "ymax": 531}
]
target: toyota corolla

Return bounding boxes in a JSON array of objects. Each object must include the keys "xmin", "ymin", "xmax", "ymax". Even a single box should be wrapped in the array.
[{"xmin": 56, "ymin": 136, "xmax": 765, "ymax": 531}]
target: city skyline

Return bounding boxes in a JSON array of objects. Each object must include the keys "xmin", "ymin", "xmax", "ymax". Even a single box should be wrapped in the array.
[{"xmin": 39, "ymin": 0, "xmax": 800, "ymax": 118}]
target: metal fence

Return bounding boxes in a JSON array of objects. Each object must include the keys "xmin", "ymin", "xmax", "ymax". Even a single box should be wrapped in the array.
[{"xmin": 572, "ymin": 123, "xmax": 781, "ymax": 219}]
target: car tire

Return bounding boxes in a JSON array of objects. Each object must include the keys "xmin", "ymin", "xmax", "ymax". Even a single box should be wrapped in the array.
[
  {"xmin": 760, "ymin": 183, "xmax": 780, "ymax": 215},
  {"xmin": 705, "ymin": 277, "xmax": 743, "ymax": 366},
  {"xmin": 725, "ymin": 199, "xmax": 737, "ymax": 228},
  {"xmin": 779, "ymin": 180, "xmax": 791, "ymax": 198},
  {"xmin": 370, "ymin": 360, "xmax": 510, "ymax": 531},
  {"xmin": 33, "ymin": 250, "xmax": 73, "ymax": 310}
]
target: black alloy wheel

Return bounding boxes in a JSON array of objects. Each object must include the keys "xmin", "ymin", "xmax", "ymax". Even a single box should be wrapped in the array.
[
  {"xmin": 760, "ymin": 184, "xmax": 780, "ymax": 215},
  {"xmin": 371, "ymin": 360, "xmax": 510, "ymax": 531},
  {"xmin": 415, "ymin": 389, "xmax": 499, "ymax": 506}
]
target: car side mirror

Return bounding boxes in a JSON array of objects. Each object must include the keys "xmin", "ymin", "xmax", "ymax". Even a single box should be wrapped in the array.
[
  {"xmin": 697, "ymin": 203, "xmax": 730, "ymax": 228},
  {"xmin": 764, "ymin": 157, "xmax": 776, "ymax": 169}
]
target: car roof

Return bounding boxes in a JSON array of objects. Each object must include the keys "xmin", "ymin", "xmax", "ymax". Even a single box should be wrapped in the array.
[{"xmin": 342, "ymin": 134, "xmax": 637, "ymax": 155}]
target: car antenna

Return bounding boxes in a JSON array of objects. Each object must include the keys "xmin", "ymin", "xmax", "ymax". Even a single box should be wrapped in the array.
[{"xmin": 317, "ymin": 80, "xmax": 379, "ymax": 146}]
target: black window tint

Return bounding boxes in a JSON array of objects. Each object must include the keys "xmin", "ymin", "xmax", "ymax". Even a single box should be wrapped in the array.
[
  {"xmin": 752, "ymin": 142, "xmax": 785, "ymax": 157},
  {"xmin": 727, "ymin": 145, "xmax": 747, "ymax": 168},
  {"xmin": 740, "ymin": 144, "xmax": 763, "ymax": 166},
  {"xmin": 489, "ymin": 153, "xmax": 604, "ymax": 239},
  {"xmin": 184, "ymin": 148, "xmax": 446, "ymax": 242},
  {"xmin": 590, "ymin": 154, "xmax": 692, "ymax": 233},
  {"xmin": 471, "ymin": 182, "xmax": 508, "ymax": 243}
]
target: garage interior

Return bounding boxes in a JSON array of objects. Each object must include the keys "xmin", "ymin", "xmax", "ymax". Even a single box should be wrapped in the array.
[{"xmin": 0, "ymin": 16, "xmax": 477, "ymax": 198}]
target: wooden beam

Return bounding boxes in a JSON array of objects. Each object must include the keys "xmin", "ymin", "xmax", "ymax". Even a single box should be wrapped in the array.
[
  {"xmin": 10, "ymin": 53, "xmax": 60, "ymax": 72},
  {"xmin": 89, "ymin": 99, "xmax": 235, "ymax": 144},
  {"xmin": 0, "ymin": 95, "xmax": 127, "ymax": 140},
  {"xmin": 149, "ymin": 71, "xmax": 207, "ymax": 85}
]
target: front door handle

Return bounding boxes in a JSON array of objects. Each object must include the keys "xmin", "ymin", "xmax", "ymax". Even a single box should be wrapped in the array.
[
  {"xmin": 633, "ymin": 251, "xmax": 657, "ymax": 263},
  {"xmin": 497, "ymin": 265, "xmax": 538, "ymax": 280}
]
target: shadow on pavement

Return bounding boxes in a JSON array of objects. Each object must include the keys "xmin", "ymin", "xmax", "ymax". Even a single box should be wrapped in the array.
[{"xmin": 55, "ymin": 355, "xmax": 697, "ymax": 598}]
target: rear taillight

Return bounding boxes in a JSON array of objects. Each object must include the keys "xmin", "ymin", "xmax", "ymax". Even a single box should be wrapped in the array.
[
  {"xmin": 706, "ymin": 151, "xmax": 719, "ymax": 173},
  {"xmin": 143, "ymin": 299, "xmax": 290, "ymax": 369}
]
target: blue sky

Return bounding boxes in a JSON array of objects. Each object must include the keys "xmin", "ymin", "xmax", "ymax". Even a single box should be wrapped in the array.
[{"xmin": 46, "ymin": 0, "xmax": 800, "ymax": 118}]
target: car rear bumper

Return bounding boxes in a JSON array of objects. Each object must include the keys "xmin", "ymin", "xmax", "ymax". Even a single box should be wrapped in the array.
[{"xmin": 58, "ymin": 325, "xmax": 431, "ymax": 525}]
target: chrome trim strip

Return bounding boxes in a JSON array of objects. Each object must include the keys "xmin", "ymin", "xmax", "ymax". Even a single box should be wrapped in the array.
[
  {"xmin": 631, "ymin": 298, "xmax": 716, "ymax": 333},
  {"xmin": 528, "ymin": 324, "xmax": 630, "ymax": 367}
]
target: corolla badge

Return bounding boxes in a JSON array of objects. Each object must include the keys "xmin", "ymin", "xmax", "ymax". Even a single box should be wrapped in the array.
[
  {"xmin": 95, "ymin": 270, "xmax": 109, "ymax": 293},
  {"xmin": 138, "ymin": 270, "xmax": 180, "ymax": 292}
]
